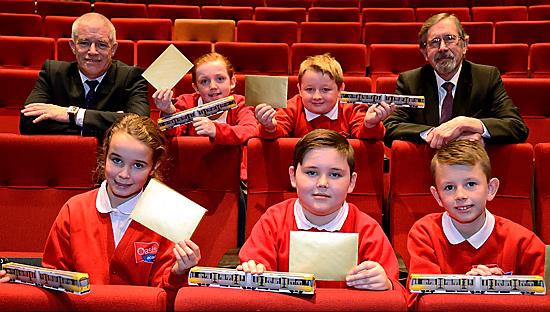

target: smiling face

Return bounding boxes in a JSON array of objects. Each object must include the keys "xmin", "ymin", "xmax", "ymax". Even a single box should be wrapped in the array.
[
  {"xmin": 192, "ymin": 60, "xmax": 236, "ymax": 104},
  {"xmin": 289, "ymin": 147, "xmax": 357, "ymax": 225},
  {"xmin": 430, "ymin": 162, "xmax": 499, "ymax": 237},
  {"xmin": 298, "ymin": 69, "xmax": 344, "ymax": 115},
  {"xmin": 104, "ymin": 131, "xmax": 154, "ymax": 208}
]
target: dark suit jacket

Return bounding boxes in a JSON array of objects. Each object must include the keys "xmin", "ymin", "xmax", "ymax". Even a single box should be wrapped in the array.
[
  {"xmin": 20, "ymin": 60, "xmax": 150, "ymax": 137},
  {"xmin": 383, "ymin": 61, "xmax": 529, "ymax": 146}
]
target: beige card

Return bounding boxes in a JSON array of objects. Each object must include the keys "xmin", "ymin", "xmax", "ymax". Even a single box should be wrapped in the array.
[
  {"xmin": 245, "ymin": 75, "xmax": 288, "ymax": 108},
  {"xmin": 289, "ymin": 231, "xmax": 358, "ymax": 281},
  {"xmin": 130, "ymin": 179, "xmax": 206, "ymax": 243},
  {"xmin": 141, "ymin": 44, "xmax": 194, "ymax": 90},
  {"xmin": 545, "ymin": 245, "xmax": 550, "ymax": 290}
]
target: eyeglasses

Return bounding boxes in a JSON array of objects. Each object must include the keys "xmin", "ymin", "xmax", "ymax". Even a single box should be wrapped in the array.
[
  {"xmin": 424, "ymin": 34, "xmax": 463, "ymax": 49},
  {"xmin": 76, "ymin": 39, "xmax": 111, "ymax": 51}
]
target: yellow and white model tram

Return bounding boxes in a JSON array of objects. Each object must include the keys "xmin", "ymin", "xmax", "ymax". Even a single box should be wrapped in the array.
[
  {"xmin": 2, "ymin": 262, "xmax": 90, "ymax": 295},
  {"xmin": 410, "ymin": 274, "xmax": 545, "ymax": 295},
  {"xmin": 188, "ymin": 266, "xmax": 315, "ymax": 295}
]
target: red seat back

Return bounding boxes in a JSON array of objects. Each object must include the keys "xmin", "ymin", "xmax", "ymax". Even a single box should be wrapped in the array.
[
  {"xmin": 363, "ymin": 22, "xmax": 423, "ymax": 44},
  {"xmin": 44, "ymin": 16, "xmax": 77, "ymax": 39},
  {"xmin": 0, "ymin": 36, "xmax": 54, "ymax": 69},
  {"xmin": 254, "ymin": 7, "xmax": 306, "ymax": 23},
  {"xmin": 291, "ymin": 43, "xmax": 367, "ymax": 76},
  {"xmin": 462, "ymin": 21, "xmax": 494, "ymax": 44},
  {"xmin": 0, "ymin": 13, "xmax": 42, "ymax": 36},
  {"xmin": 308, "ymin": 7, "xmax": 360, "ymax": 22},
  {"xmin": 201, "ymin": 6, "xmax": 253, "ymax": 22},
  {"xmin": 529, "ymin": 43, "xmax": 550, "ymax": 78},
  {"xmin": 0, "ymin": 0, "xmax": 35, "ymax": 14},
  {"xmin": 535, "ymin": 143, "xmax": 550, "ymax": 243},
  {"xmin": 467, "ymin": 44, "xmax": 529, "ymax": 77},
  {"xmin": 495, "ymin": 21, "xmax": 550, "ymax": 44},
  {"xmin": 301, "ymin": 22, "xmax": 362, "ymax": 44},
  {"xmin": 36, "ymin": 0, "xmax": 90, "ymax": 17},
  {"xmin": 214, "ymin": 42, "xmax": 289, "ymax": 75},
  {"xmin": 472, "ymin": 6, "xmax": 528, "ymax": 23},
  {"xmin": 93, "ymin": 2, "xmax": 147, "ymax": 18},
  {"xmin": 363, "ymin": 8, "xmax": 415, "ymax": 23},
  {"xmin": 112, "ymin": 18, "xmax": 172, "ymax": 41},
  {"xmin": 415, "ymin": 7, "xmax": 471, "ymax": 22},
  {"xmin": 147, "ymin": 4, "xmax": 200, "ymax": 20},
  {"xmin": 0, "ymin": 69, "xmax": 39, "ymax": 133},
  {"xmin": 368, "ymin": 44, "xmax": 425, "ymax": 81},
  {"xmin": 236, "ymin": 20, "xmax": 298, "ymax": 45},
  {"xmin": 136, "ymin": 40, "xmax": 212, "ymax": 69}
]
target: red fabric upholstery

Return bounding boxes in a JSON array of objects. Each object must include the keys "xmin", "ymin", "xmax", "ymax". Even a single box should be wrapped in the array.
[
  {"xmin": 301, "ymin": 22, "xmax": 362, "ymax": 44},
  {"xmin": 472, "ymin": 6, "xmax": 528, "ymax": 23},
  {"xmin": 165, "ymin": 137, "xmax": 240, "ymax": 266},
  {"xmin": 503, "ymin": 78, "xmax": 550, "ymax": 145},
  {"xmin": 0, "ymin": 134, "xmax": 97, "ymax": 257},
  {"xmin": 246, "ymin": 138, "xmax": 384, "ymax": 238},
  {"xmin": 362, "ymin": 8, "xmax": 415, "ymax": 23},
  {"xmin": 374, "ymin": 76, "xmax": 398, "ymax": 94},
  {"xmin": 36, "ymin": 0, "xmax": 90, "ymax": 17},
  {"xmin": 529, "ymin": 43, "xmax": 550, "ymax": 78},
  {"xmin": 175, "ymin": 287, "xmax": 407, "ymax": 311},
  {"xmin": 308, "ymin": 7, "xmax": 360, "ymax": 22},
  {"xmin": 363, "ymin": 22, "xmax": 423, "ymax": 44},
  {"xmin": 290, "ymin": 43, "xmax": 367, "ymax": 76},
  {"xmin": 535, "ymin": 143, "xmax": 550, "ymax": 243},
  {"xmin": 0, "ymin": 36, "xmax": 54, "ymax": 69},
  {"xmin": 147, "ymin": 4, "xmax": 200, "ymax": 20},
  {"xmin": 0, "ymin": 283, "xmax": 166, "ymax": 311},
  {"xmin": 287, "ymin": 76, "xmax": 372, "ymax": 98},
  {"xmin": 214, "ymin": 42, "xmax": 289, "ymax": 75},
  {"xmin": 222, "ymin": 0, "xmax": 265, "ymax": 7},
  {"xmin": 254, "ymin": 7, "xmax": 306, "ymax": 23},
  {"xmin": 311, "ymin": 0, "xmax": 360, "ymax": 7},
  {"xmin": 416, "ymin": 293, "xmax": 550, "ymax": 311},
  {"xmin": 264, "ymin": 0, "xmax": 310, "ymax": 8},
  {"xmin": 56, "ymin": 38, "xmax": 135, "ymax": 66},
  {"xmin": 495, "ymin": 21, "xmax": 550, "ymax": 44},
  {"xmin": 415, "ymin": 7, "xmax": 471, "ymax": 22},
  {"xmin": 0, "ymin": 0, "xmax": 35, "ymax": 14},
  {"xmin": 93, "ymin": 2, "xmax": 147, "ymax": 18},
  {"xmin": 368, "ymin": 44, "xmax": 425, "ymax": 81},
  {"xmin": 389, "ymin": 141, "xmax": 534, "ymax": 266},
  {"xmin": 462, "ymin": 22, "xmax": 494, "ymax": 44},
  {"xmin": 0, "ymin": 68, "xmax": 38, "ymax": 133},
  {"xmin": 136, "ymin": 40, "xmax": 212, "ymax": 68},
  {"xmin": 361, "ymin": 0, "xmax": 407, "ymax": 8},
  {"xmin": 467, "ymin": 44, "xmax": 529, "ymax": 78},
  {"xmin": 201, "ymin": 6, "xmax": 253, "ymax": 22},
  {"xmin": 408, "ymin": 0, "xmax": 470, "ymax": 7},
  {"xmin": 236, "ymin": 20, "xmax": 298, "ymax": 45},
  {"xmin": 174, "ymin": 0, "xmax": 221, "ymax": 5},
  {"xmin": 112, "ymin": 18, "xmax": 172, "ymax": 41},
  {"xmin": 44, "ymin": 16, "xmax": 77, "ymax": 39},
  {"xmin": 0, "ymin": 13, "xmax": 42, "ymax": 36},
  {"xmin": 528, "ymin": 4, "xmax": 550, "ymax": 20}
]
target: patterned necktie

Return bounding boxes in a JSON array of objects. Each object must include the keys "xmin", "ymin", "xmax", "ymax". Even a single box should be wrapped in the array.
[
  {"xmin": 84, "ymin": 80, "xmax": 99, "ymax": 108},
  {"xmin": 440, "ymin": 82, "xmax": 454, "ymax": 124}
]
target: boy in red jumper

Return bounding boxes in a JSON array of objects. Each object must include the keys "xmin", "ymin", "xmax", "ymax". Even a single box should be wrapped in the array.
[
  {"xmin": 238, "ymin": 129, "xmax": 400, "ymax": 290},
  {"xmin": 407, "ymin": 140, "xmax": 545, "ymax": 303},
  {"xmin": 255, "ymin": 53, "xmax": 395, "ymax": 139}
]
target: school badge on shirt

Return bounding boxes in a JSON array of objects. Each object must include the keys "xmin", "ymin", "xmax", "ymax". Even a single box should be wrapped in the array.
[{"xmin": 134, "ymin": 242, "xmax": 159, "ymax": 264}]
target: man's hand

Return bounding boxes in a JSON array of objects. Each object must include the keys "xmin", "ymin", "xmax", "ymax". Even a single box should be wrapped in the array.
[
  {"xmin": 21, "ymin": 103, "xmax": 71, "ymax": 124},
  {"xmin": 425, "ymin": 116, "xmax": 484, "ymax": 149}
]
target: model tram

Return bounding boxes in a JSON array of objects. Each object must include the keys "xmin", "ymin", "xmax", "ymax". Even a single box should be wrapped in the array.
[
  {"xmin": 188, "ymin": 266, "xmax": 315, "ymax": 295},
  {"xmin": 339, "ymin": 91, "xmax": 425, "ymax": 108},
  {"xmin": 410, "ymin": 274, "xmax": 545, "ymax": 295},
  {"xmin": 2, "ymin": 262, "xmax": 90, "ymax": 295}
]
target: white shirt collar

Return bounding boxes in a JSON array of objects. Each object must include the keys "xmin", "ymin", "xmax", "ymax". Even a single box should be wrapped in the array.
[
  {"xmin": 78, "ymin": 70, "xmax": 107, "ymax": 90},
  {"xmin": 435, "ymin": 63, "xmax": 462, "ymax": 92},
  {"xmin": 442, "ymin": 209, "xmax": 495, "ymax": 249},
  {"xmin": 197, "ymin": 96, "xmax": 228, "ymax": 124},
  {"xmin": 304, "ymin": 101, "xmax": 339, "ymax": 122},
  {"xmin": 294, "ymin": 199, "xmax": 348, "ymax": 232},
  {"xmin": 96, "ymin": 180, "xmax": 141, "ymax": 215}
]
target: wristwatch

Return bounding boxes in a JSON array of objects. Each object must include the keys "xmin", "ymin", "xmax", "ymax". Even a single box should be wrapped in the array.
[{"xmin": 67, "ymin": 106, "xmax": 79, "ymax": 126}]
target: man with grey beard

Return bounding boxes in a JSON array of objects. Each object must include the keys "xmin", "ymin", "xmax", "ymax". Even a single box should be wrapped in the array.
[{"xmin": 383, "ymin": 13, "xmax": 528, "ymax": 149}]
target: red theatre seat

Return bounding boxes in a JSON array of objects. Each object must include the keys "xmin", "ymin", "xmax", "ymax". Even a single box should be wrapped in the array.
[
  {"xmin": 214, "ymin": 42, "xmax": 290, "ymax": 75},
  {"xmin": 301, "ymin": 22, "xmax": 362, "ymax": 44},
  {"xmin": 308, "ymin": 7, "xmax": 360, "ymax": 22},
  {"xmin": 136, "ymin": 40, "xmax": 212, "ymax": 68},
  {"xmin": 56, "ymin": 38, "xmax": 135, "ymax": 67},
  {"xmin": 471, "ymin": 6, "xmax": 528, "ymax": 23},
  {"xmin": 416, "ymin": 293, "xmax": 550, "ymax": 311},
  {"xmin": 288, "ymin": 75, "xmax": 372, "ymax": 98},
  {"xmin": 236, "ymin": 20, "xmax": 298, "ymax": 45},
  {"xmin": 535, "ymin": 143, "xmax": 550, "ymax": 244},
  {"xmin": 36, "ymin": 0, "xmax": 90, "ymax": 17},
  {"xmin": 0, "ymin": 13, "xmax": 43, "ymax": 36},
  {"xmin": 408, "ymin": 0, "xmax": 471, "ymax": 7},
  {"xmin": 528, "ymin": 5, "xmax": 550, "ymax": 20},
  {"xmin": 368, "ymin": 44, "xmax": 425, "ymax": 81},
  {"xmin": 0, "ymin": 36, "xmax": 54, "ymax": 70},
  {"xmin": 264, "ymin": 0, "xmax": 310, "ymax": 7},
  {"xmin": 461, "ymin": 22, "xmax": 494, "ymax": 44},
  {"xmin": 0, "ymin": 134, "xmax": 97, "ymax": 258},
  {"xmin": 415, "ymin": 7, "xmax": 471, "ymax": 22},
  {"xmin": 361, "ymin": 0, "xmax": 407, "ymax": 8},
  {"xmin": 201, "ymin": 6, "xmax": 253, "ymax": 22},
  {"xmin": 246, "ymin": 138, "xmax": 384, "ymax": 239},
  {"xmin": 165, "ymin": 137, "xmax": 241, "ymax": 266},
  {"xmin": 93, "ymin": 2, "xmax": 147, "ymax": 18},
  {"xmin": 375, "ymin": 76, "xmax": 398, "ymax": 94},
  {"xmin": 290, "ymin": 43, "xmax": 367, "ymax": 76},
  {"xmin": 466, "ymin": 44, "xmax": 529, "ymax": 78},
  {"xmin": 311, "ymin": 0, "xmax": 360, "ymax": 7},
  {"xmin": 254, "ymin": 7, "xmax": 306, "ymax": 23},
  {"xmin": 495, "ymin": 21, "xmax": 550, "ymax": 44},
  {"xmin": 112, "ymin": 18, "xmax": 172, "ymax": 41},
  {"xmin": 529, "ymin": 43, "xmax": 550, "ymax": 78},
  {"xmin": 0, "ymin": 0, "xmax": 35, "ymax": 14},
  {"xmin": 147, "ymin": 4, "xmax": 201, "ymax": 21},
  {"xmin": 363, "ymin": 22, "xmax": 422, "ymax": 45},
  {"xmin": 389, "ymin": 141, "xmax": 534, "ymax": 267},
  {"xmin": 44, "ymin": 16, "xmax": 77, "ymax": 39},
  {"xmin": 174, "ymin": 0, "xmax": 221, "ymax": 5},
  {"xmin": 503, "ymin": 78, "xmax": 550, "ymax": 145},
  {"xmin": 0, "ymin": 69, "xmax": 39, "ymax": 134},
  {"xmin": 362, "ymin": 8, "xmax": 415, "ymax": 23},
  {"xmin": 0, "ymin": 284, "xmax": 166, "ymax": 311},
  {"xmin": 221, "ymin": 0, "xmax": 265, "ymax": 7},
  {"xmin": 174, "ymin": 287, "xmax": 407, "ymax": 311}
]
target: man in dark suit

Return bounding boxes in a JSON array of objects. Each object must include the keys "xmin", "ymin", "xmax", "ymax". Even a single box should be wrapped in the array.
[
  {"xmin": 383, "ymin": 13, "xmax": 528, "ymax": 148},
  {"xmin": 20, "ymin": 13, "xmax": 149, "ymax": 137}
]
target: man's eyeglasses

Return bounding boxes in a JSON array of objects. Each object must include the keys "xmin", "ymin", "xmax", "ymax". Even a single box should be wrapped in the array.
[
  {"xmin": 76, "ymin": 39, "xmax": 111, "ymax": 51},
  {"xmin": 424, "ymin": 34, "xmax": 464, "ymax": 49}
]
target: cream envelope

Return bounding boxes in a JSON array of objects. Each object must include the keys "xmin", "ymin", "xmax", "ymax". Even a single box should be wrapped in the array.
[
  {"xmin": 289, "ymin": 231, "xmax": 358, "ymax": 281},
  {"xmin": 545, "ymin": 245, "xmax": 550, "ymax": 289},
  {"xmin": 142, "ymin": 44, "xmax": 193, "ymax": 90},
  {"xmin": 130, "ymin": 179, "xmax": 206, "ymax": 243},
  {"xmin": 245, "ymin": 75, "xmax": 288, "ymax": 108}
]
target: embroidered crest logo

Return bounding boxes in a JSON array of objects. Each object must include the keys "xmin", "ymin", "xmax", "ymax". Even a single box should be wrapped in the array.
[{"xmin": 134, "ymin": 242, "xmax": 159, "ymax": 264}]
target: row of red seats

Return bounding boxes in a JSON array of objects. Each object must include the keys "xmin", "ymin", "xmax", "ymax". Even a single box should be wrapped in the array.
[
  {"xmin": 3, "ymin": 13, "xmax": 550, "ymax": 45},
  {"xmin": 1, "ymin": 134, "xmax": 550, "ymax": 271}
]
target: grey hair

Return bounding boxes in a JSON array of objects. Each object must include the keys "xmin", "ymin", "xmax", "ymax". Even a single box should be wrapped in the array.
[
  {"xmin": 71, "ymin": 13, "xmax": 116, "ymax": 45},
  {"xmin": 418, "ymin": 13, "xmax": 468, "ymax": 49}
]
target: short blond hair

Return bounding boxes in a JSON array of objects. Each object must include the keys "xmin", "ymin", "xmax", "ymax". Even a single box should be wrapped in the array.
[
  {"xmin": 431, "ymin": 140, "xmax": 491, "ymax": 182},
  {"xmin": 298, "ymin": 53, "xmax": 344, "ymax": 88}
]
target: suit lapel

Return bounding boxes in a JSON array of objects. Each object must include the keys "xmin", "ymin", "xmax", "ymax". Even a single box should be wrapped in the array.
[
  {"xmin": 96, "ymin": 61, "xmax": 116, "ymax": 105},
  {"xmin": 420, "ymin": 66, "xmax": 440, "ymax": 126},
  {"xmin": 453, "ymin": 61, "xmax": 473, "ymax": 117},
  {"xmin": 68, "ymin": 63, "xmax": 86, "ymax": 108}
]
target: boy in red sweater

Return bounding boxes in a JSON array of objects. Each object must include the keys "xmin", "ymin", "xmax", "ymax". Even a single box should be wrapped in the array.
[
  {"xmin": 238, "ymin": 129, "xmax": 400, "ymax": 290},
  {"xmin": 407, "ymin": 140, "xmax": 545, "ymax": 298},
  {"xmin": 255, "ymin": 53, "xmax": 395, "ymax": 139}
]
